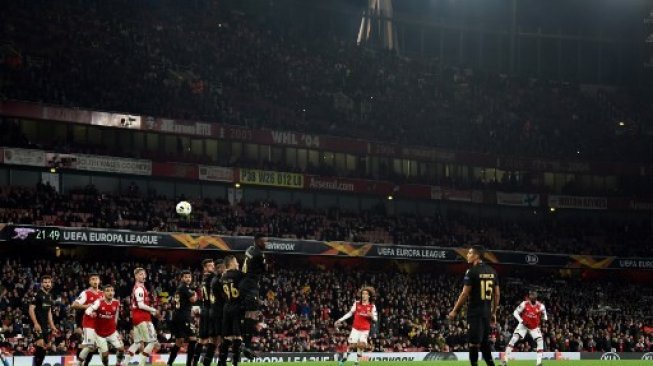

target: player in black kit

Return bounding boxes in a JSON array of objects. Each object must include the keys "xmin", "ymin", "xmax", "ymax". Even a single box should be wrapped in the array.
[
  {"xmin": 239, "ymin": 233, "xmax": 267, "ymax": 358},
  {"xmin": 218, "ymin": 255, "xmax": 244, "ymax": 366},
  {"xmin": 167, "ymin": 270, "xmax": 198, "ymax": 366},
  {"xmin": 196, "ymin": 259, "xmax": 219, "ymax": 366},
  {"xmin": 448, "ymin": 245, "xmax": 500, "ymax": 366},
  {"xmin": 29, "ymin": 275, "xmax": 57, "ymax": 366}
]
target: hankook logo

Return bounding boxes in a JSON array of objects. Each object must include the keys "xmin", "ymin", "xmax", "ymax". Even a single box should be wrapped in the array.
[
  {"xmin": 600, "ymin": 352, "xmax": 620, "ymax": 360},
  {"xmin": 525, "ymin": 254, "xmax": 539, "ymax": 265}
]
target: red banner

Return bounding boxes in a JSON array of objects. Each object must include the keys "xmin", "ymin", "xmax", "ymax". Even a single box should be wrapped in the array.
[
  {"xmin": 396, "ymin": 184, "xmax": 432, "ymax": 200},
  {"xmin": 305, "ymin": 176, "xmax": 358, "ymax": 192},
  {"xmin": 152, "ymin": 162, "xmax": 198, "ymax": 179},
  {"xmin": 304, "ymin": 175, "xmax": 395, "ymax": 195}
]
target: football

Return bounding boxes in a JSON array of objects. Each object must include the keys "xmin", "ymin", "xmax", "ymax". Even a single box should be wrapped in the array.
[{"xmin": 175, "ymin": 201, "xmax": 192, "ymax": 216}]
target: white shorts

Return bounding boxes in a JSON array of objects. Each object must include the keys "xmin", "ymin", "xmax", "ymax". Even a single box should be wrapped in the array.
[
  {"xmin": 133, "ymin": 322, "xmax": 157, "ymax": 343},
  {"xmin": 514, "ymin": 323, "xmax": 542, "ymax": 339},
  {"xmin": 82, "ymin": 328, "xmax": 98, "ymax": 347},
  {"xmin": 95, "ymin": 332, "xmax": 124, "ymax": 353},
  {"xmin": 348, "ymin": 329, "xmax": 370, "ymax": 344}
]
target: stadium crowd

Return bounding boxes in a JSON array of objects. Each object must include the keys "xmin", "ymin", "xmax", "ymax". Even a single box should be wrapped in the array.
[
  {"xmin": 0, "ymin": 184, "xmax": 651, "ymax": 258},
  {"xmin": 0, "ymin": 185, "xmax": 653, "ymax": 257},
  {"xmin": 2, "ymin": 0, "xmax": 653, "ymax": 164},
  {"xmin": 0, "ymin": 256, "xmax": 651, "ymax": 356}
]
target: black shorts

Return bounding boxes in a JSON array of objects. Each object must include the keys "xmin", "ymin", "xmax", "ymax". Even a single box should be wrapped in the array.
[
  {"xmin": 172, "ymin": 314, "xmax": 194, "ymax": 339},
  {"xmin": 468, "ymin": 315, "xmax": 491, "ymax": 345},
  {"xmin": 199, "ymin": 308, "xmax": 219, "ymax": 339},
  {"xmin": 239, "ymin": 281, "xmax": 259, "ymax": 301},
  {"xmin": 34, "ymin": 328, "xmax": 51, "ymax": 342},
  {"xmin": 212, "ymin": 307, "xmax": 223, "ymax": 337},
  {"xmin": 222, "ymin": 304, "xmax": 242, "ymax": 337},
  {"xmin": 241, "ymin": 295, "xmax": 259, "ymax": 312}
]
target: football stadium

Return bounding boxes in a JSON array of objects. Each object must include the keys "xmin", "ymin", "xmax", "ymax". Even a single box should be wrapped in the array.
[{"xmin": 1, "ymin": 1, "xmax": 652, "ymax": 366}]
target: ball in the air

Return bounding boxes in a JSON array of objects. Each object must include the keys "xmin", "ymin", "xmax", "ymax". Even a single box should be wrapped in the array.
[{"xmin": 176, "ymin": 201, "xmax": 192, "ymax": 216}]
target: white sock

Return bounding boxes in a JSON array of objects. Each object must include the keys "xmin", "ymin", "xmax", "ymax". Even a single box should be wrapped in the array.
[
  {"xmin": 505, "ymin": 345, "xmax": 513, "ymax": 361},
  {"xmin": 138, "ymin": 352, "xmax": 148, "ymax": 366},
  {"xmin": 140, "ymin": 343, "xmax": 156, "ymax": 366},
  {"xmin": 536, "ymin": 350, "xmax": 543, "ymax": 365},
  {"xmin": 125, "ymin": 343, "xmax": 141, "ymax": 365},
  {"xmin": 79, "ymin": 347, "xmax": 91, "ymax": 362}
]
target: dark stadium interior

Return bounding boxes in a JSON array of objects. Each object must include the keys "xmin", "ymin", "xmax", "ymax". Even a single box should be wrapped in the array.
[{"xmin": 1, "ymin": 0, "xmax": 653, "ymax": 361}]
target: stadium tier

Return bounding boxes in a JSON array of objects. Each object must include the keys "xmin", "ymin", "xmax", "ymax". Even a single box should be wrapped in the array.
[
  {"xmin": 2, "ymin": 0, "xmax": 653, "ymax": 364},
  {"xmin": 0, "ymin": 185, "xmax": 651, "ymax": 257},
  {"xmin": 1, "ymin": 0, "xmax": 653, "ymax": 165}
]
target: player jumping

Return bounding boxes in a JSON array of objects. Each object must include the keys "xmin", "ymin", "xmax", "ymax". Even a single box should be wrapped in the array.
[
  {"xmin": 502, "ymin": 290, "xmax": 548, "ymax": 366},
  {"xmin": 239, "ymin": 233, "xmax": 268, "ymax": 359},
  {"xmin": 334, "ymin": 287, "xmax": 378, "ymax": 366}
]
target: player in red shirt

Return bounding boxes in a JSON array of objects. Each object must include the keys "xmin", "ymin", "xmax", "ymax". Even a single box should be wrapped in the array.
[
  {"xmin": 502, "ymin": 290, "xmax": 548, "ymax": 366},
  {"xmin": 334, "ymin": 287, "xmax": 378, "ymax": 366},
  {"xmin": 85, "ymin": 284, "xmax": 125, "ymax": 366},
  {"xmin": 126, "ymin": 268, "xmax": 159, "ymax": 366},
  {"xmin": 71, "ymin": 273, "xmax": 102, "ymax": 366}
]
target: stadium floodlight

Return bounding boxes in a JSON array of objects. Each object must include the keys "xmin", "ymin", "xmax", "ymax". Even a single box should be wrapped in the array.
[
  {"xmin": 357, "ymin": 0, "xmax": 398, "ymax": 51},
  {"xmin": 235, "ymin": 183, "xmax": 241, "ymax": 189}
]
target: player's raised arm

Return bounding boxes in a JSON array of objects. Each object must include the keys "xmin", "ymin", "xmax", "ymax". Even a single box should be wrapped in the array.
[{"xmin": 541, "ymin": 303, "xmax": 548, "ymax": 321}]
